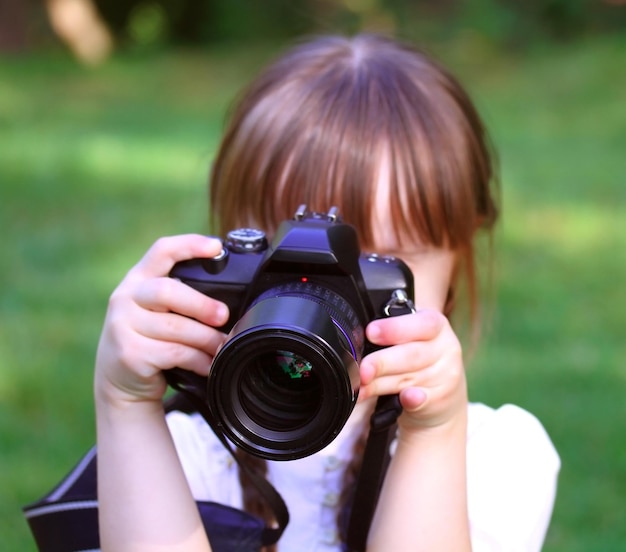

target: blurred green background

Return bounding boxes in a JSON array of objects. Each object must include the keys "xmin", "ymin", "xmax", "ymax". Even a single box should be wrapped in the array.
[{"xmin": 1, "ymin": 1, "xmax": 625, "ymax": 550}]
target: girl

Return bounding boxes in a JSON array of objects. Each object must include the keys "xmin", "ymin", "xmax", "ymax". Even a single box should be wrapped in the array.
[{"xmin": 94, "ymin": 34, "xmax": 560, "ymax": 551}]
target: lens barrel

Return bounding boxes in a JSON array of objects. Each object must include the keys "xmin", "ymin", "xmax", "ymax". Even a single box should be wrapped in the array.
[{"xmin": 207, "ymin": 287, "xmax": 363, "ymax": 460}]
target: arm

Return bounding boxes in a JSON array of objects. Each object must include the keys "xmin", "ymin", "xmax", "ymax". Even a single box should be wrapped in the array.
[
  {"xmin": 370, "ymin": 411, "xmax": 470, "ymax": 551},
  {"xmin": 94, "ymin": 235, "xmax": 229, "ymax": 552},
  {"xmin": 359, "ymin": 310, "xmax": 471, "ymax": 551},
  {"xmin": 96, "ymin": 398, "xmax": 211, "ymax": 552}
]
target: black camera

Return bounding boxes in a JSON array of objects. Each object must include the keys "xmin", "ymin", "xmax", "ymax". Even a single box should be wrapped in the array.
[{"xmin": 168, "ymin": 205, "xmax": 414, "ymax": 460}]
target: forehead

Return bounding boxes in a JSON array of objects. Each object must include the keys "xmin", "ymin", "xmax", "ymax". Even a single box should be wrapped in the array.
[
  {"xmin": 225, "ymin": 145, "xmax": 447, "ymax": 256},
  {"xmin": 369, "ymin": 155, "xmax": 397, "ymax": 250},
  {"xmin": 365, "ymin": 154, "xmax": 428, "ymax": 254}
]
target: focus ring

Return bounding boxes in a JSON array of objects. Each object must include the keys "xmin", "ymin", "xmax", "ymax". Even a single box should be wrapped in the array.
[{"xmin": 254, "ymin": 281, "xmax": 364, "ymax": 361}]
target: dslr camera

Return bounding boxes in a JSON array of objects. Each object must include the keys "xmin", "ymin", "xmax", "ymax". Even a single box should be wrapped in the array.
[{"xmin": 168, "ymin": 205, "xmax": 414, "ymax": 460}]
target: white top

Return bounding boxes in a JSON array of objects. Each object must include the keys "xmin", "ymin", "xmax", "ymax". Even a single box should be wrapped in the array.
[{"xmin": 167, "ymin": 402, "xmax": 560, "ymax": 552}]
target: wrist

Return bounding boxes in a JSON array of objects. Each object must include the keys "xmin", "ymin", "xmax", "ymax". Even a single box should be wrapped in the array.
[
  {"xmin": 94, "ymin": 356, "xmax": 167, "ymax": 409},
  {"xmin": 396, "ymin": 406, "xmax": 468, "ymax": 449},
  {"xmin": 94, "ymin": 376, "xmax": 166, "ymax": 420}
]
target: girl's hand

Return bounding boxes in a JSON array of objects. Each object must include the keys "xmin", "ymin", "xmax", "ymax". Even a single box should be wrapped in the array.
[
  {"xmin": 359, "ymin": 309, "xmax": 466, "ymax": 433},
  {"xmin": 94, "ymin": 235, "xmax": 230, "ymax": 408}
]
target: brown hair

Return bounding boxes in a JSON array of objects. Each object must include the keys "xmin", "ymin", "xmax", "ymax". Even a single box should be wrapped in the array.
[{"xmin": 208, "ymin": 33, "xmax": 499, "ymax": 548}]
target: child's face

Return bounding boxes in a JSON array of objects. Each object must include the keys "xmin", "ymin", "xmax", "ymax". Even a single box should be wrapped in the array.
[
  {"xmin": 368, "ymin": 236, "xmax": 456, "ymax": 314},
  {"xmin": 365, "ymin": 170, "xmax": 457, "ymax": 314}
]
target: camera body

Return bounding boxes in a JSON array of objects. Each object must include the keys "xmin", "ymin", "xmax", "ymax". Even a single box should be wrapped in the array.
[{"xmin": 169, "ymin": 205, "xmax": 414, "ymax": 460}]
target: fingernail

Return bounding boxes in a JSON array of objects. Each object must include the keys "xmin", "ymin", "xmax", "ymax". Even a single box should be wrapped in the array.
[
  {"xmin": 216, "ymin": 303, "xmax": 229, "ymax": 324},
  {"xmin": 360, "ymin": 361, "xmax": 375, "ymax": 385},
  {"xmin": 205, "ymin": 237, "xmax": 223, "ymax": 254},
  {"xmin": 367, "ymin": 322, "xmax": 381, "ymax": 342},
  {"xmin": 403, "ymin": 387, "xmax": 428, "ymax": 411}
]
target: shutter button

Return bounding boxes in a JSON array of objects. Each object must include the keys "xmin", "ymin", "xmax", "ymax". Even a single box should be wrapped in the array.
[{"xmin": 202, "ymin": 246, "xmax": 229, "ymax": 274}]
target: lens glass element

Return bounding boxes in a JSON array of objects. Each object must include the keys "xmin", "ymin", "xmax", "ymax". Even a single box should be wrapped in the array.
[
  {"xmin": 275, "ymin": 350, "xmax": 313, "ymax": 379},
  {"xmin": 239, "ymin": 349, "xmax": 321, "ymax": 432}
]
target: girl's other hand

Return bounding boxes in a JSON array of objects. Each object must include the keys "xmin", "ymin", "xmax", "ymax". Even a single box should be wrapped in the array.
[
  {"xmin": 94, "ymin": 235, "xmax": 230, "ymax": 408},
  {"xmin": 359, "ymin": 309, "xmax": 466, "ymax": 434}
]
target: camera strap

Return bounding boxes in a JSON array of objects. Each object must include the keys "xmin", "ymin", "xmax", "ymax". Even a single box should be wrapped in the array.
[
  {"xmin": 345, "ymin": 291, "xmax": 415, "ymax": 551},
  {"xmin": 344, "ymin": 394, "xmax": 402, "ymax": 551}
]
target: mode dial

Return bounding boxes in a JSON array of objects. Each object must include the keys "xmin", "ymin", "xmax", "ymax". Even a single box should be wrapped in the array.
[{"xmin": 225, "ymin": 228, "xmax": 268, "ymax": 253}]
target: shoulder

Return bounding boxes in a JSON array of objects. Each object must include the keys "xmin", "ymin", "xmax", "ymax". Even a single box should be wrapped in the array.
[
  {"xmin": 467, "ymin": 402, "xmax": 560, "ymax": 472},
  {"xmin": 466, "ymin": 403, "xmax": 560, "ymax": 551},
  {"xmin": 468, "ymin": 403, "xmax": 559, "ymax": 456}
]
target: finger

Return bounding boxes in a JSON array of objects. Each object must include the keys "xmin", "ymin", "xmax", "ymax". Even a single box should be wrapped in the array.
[
  {"xmin": 399, "ymin": 387, "xmax": 428, "ymax": 412},
  {"xmin": 359, "ymin": 368, "xmax": 427, "ymax": 400},
  {"xmin": 134, "ymin": 277, "xmax": 229, "ymax": 327},
  {"xmin": 366, "ymin": 309, "xmax": 446, "ymax": 346},
  {"xmin": 360, "ymin": 340, "xmax": 442, "ymax": 385},
  {"xmin": 133, "ymin": 235, "xmax": 224, "ymax": 278},
  {"xmin": 161, "ymin": 348, "xmax": 213, "ymax": 378},
  {"xmin": 139, "ymin": 335, "xmax": 215, "ymax": 377},
  {"xmin": 134, "ymin": 310, "xmax": 227, "ymax": 357}
]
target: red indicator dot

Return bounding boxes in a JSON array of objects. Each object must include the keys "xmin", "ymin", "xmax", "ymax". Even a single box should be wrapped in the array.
[{"xmin": 301, "ymin": 277, "xmax": 308, "ymax": 282}]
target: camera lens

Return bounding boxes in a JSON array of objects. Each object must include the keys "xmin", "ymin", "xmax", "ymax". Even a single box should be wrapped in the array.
[
  {"xmin": 239, "ymin": 350, "xmax": 320, "ymax": 431},
  {"xmin": 207, "ymin": 284, "xmax": 364, "ymax": 460}
]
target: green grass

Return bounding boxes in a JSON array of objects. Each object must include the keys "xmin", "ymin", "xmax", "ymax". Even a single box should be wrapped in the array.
[
  {"xmin": 459, "ymin": 36, "xmax": 626, "ymax": 551},
  {"xmin": 1, "ymin": 35, "xmax": 625, "ymax": 550}
]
